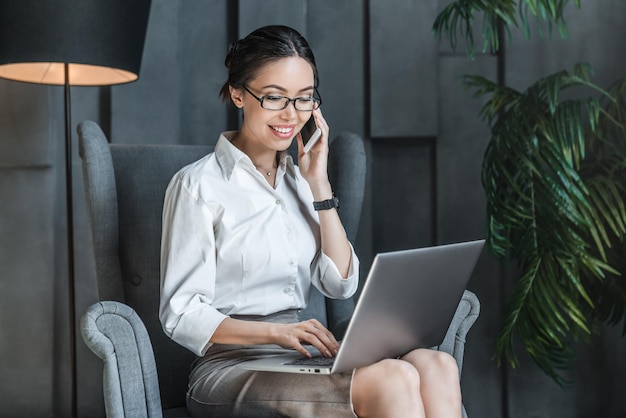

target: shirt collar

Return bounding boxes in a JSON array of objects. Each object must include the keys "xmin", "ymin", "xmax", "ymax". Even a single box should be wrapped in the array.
[{"xmin": 215, "ymin": 131, "xmax": 298, "ymax": 181}]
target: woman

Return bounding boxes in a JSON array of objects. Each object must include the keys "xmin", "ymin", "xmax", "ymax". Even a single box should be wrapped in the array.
[{"xmin": 159, "ymin": 25, "xmax": 462, "ymax": 418}]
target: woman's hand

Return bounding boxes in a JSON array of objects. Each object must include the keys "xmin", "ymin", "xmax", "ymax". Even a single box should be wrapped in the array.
[
  {"xmin": 295, "ymin": 108, "xmax": 352, "ymax": 278},
  {"xmin": 212, "ymin": 317, "xmax": 339, "ymax": 357},
  {"xmin": 297, "ymin": 109, "xmax": 332, "ymax": 196},
  {"xmin": 271, "ymin": 318, "xmax": 340, "ymax": 358}
]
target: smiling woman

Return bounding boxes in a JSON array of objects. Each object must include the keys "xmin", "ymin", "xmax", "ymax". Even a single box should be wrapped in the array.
[
  {"xmin": 231, "ymin": 58, "xmax": 318, "ymax": 169},
  {"xmin": 159, "ymin": 25, "xmax": 463, "ymax": 418}
]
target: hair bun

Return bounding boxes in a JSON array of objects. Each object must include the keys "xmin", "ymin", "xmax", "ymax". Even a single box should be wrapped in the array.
[{"xmin": 225, "ymin": 41, "xmax": 240, "ymax": 69}]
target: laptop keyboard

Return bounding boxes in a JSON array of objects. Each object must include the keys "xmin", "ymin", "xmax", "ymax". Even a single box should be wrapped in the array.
[{"xmin": 285, "ymin": 356, "xmax": 335, "ymax": 367}]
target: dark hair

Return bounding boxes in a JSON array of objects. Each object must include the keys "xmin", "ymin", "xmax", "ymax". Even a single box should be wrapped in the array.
[{"xmin": 219, "ymin": 25, "xmax": 319, "ymax": 101}]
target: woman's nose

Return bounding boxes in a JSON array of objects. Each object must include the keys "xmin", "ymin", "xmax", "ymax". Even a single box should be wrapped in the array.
[{"xmin": 280, "ymin": 101, "xmax": 298, "ymax": 119}]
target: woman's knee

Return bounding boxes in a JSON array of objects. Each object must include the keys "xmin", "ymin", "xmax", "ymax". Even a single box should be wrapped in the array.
[
  {"xmin": 430, "ymin": 351, "xmax": 459, "ymax": 374},
  {"xmin": 381, "ymin": 358, "xmax": 422, "ymax": 388},
  {"xmin": 355, "ymin": 359, "xmax": 420, "ymax": 391},
  {"xmin": 352, "ymin": 359, "xmax": 423, "ymax": 417},
  {"xmin": 404, "ymin": 349, "xmax": 460, "ymax": 382}
]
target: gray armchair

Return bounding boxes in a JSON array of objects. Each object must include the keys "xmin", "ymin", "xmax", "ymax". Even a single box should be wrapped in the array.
[{"xmin": 78, "ymin": 120, "xmax": 480, "ymax": 418}]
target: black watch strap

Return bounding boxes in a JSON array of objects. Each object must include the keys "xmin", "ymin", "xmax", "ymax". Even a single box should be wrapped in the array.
[{"xmin": 313, "ymin": 196, "xmax": 340, "ymax": 211}]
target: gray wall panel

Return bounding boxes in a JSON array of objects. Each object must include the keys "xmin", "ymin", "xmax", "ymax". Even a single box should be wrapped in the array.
[
  {"xmin": 179, "ymin": 0, "xmax": 229, "ymax": 146},
  {"xmin": 112, "ymin": 0, "xmax": 181, "ymax": 144},
  {"xmin": 370, "ymin": 0, "xmax": 438, "ymax": 137},
  {"xmin": 596, "ymin": 324, "xmax": 626, "ymax": 416},
  {"xmin": 0, "ymin": 82, "xmax": 51, "ymax": 167},
  {"xmin": 506, "ymin": 330, "xmax": 626, "ymax": 417},
  {"xmin": 238, "ymin": 0, "xmax": 306, "ymax": 37},
  {"xmin": 436, "ymin": 55, "xmax": 493, "ymax": 243},
  {"xmin": 0, "ymin": 169, "xmax": 55, "ymax": 417},
  {"xmin": 0, "ymin": 82, "xmax": 56, "ymax": 416},
  {"xmin": 371, "ymin": 139, "xmax": 433, "ymax": 253},
  {"xmin": 308, "ymin": 0, "xmax": 365, "ymax": 138}
]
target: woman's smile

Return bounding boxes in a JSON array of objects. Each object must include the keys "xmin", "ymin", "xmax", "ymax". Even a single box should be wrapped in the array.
[{"xmin": 270, "ymin": 124, "xmax": 297, "ymax": 139}]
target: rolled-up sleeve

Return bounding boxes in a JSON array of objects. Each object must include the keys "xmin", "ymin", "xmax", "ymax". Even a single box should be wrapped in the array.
[
  {"xmin": 311, "ymin": 243, "xmax": 359, "ymax": 300},
  {"xmin": 159, "ymin": 174, "xmax": 227, "ymax": 357}
]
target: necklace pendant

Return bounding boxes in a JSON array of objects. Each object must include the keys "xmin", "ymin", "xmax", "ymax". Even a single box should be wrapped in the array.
[{"xmin": 266, "ymin": 171, "xmax": 272, "ymax": 176}]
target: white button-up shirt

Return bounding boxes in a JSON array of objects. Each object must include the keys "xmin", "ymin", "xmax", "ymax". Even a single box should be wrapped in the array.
[{"xmin": 159, "ymin": 132, "xmax": 359, "ymax": 356}]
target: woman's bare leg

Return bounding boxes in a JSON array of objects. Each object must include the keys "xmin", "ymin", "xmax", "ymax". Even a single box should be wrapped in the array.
[
  {"xmin": 401, "ymin": 349, "xmax": 462, "ymax": 418},
  {"xmin": 351, "ymin": 358, "xmax": 425, "ymax": 418}
]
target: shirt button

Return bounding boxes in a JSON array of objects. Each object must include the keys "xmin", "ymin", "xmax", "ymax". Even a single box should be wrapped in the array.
[
  {"xmin": 275, "ymin": 199, "xmax": 282, "ymax": 205},
  {"xmin": 288, "ymin": 260, "xmax": 296, "ymax": 267}
]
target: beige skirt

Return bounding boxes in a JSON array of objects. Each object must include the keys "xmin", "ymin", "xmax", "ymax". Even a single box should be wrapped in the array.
[{"xmin": 186, "ymin": 310, "xmax": 357, "ymax": 418}]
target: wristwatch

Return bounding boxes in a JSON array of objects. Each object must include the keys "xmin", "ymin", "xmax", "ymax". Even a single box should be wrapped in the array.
[{"xmin": 313, "ymin": 196, "xmax": 340, "ymax": 211}]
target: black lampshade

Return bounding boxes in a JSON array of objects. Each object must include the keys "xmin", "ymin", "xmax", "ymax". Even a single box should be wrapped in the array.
[{"xmin": 0, "ymin": 0, "xmax": 151, "ymax": 86}]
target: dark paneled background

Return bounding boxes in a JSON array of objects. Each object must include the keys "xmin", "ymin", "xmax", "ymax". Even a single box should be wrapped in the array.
[{"xmin": 1, "ymin": 1, "xmax": 625, "ymax": 417}]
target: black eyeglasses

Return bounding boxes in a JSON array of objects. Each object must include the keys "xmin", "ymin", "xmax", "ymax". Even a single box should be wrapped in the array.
[{"xmin": 243, "ymin": 85, "xmax": 322, "ymax": 111}]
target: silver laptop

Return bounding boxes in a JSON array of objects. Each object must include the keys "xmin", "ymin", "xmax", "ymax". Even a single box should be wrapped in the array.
[{"xmin": 238, "ymin": 239, "xmax": 485, "ymax": 375}]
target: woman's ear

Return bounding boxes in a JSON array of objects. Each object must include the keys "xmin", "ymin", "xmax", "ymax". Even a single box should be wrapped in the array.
[{"xmin": 229, "ymin": 86, "xmax": 244, "ymax": 108}]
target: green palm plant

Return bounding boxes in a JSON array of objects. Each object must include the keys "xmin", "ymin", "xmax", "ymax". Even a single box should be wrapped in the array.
[
  {"xmin": 433, "ymin": 0, "xmax": 626, "ymax": 384},
  {"xmin": 434, "ymin": 0, "xmax": 581, "ymax": 59}
]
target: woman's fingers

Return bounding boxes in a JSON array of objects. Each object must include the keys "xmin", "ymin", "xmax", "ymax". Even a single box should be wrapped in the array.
[
  {"xmin": 282, "ymin": 320, "xmax": 339, "ymax": 358},
  {"xmin": 300, "ymin": 320, "xmax": 339, "ymax": 357}
]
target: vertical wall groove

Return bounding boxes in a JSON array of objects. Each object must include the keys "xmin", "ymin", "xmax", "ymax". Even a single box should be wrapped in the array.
[
  {"xmin": 226, "ymin": 0, "xmax": 239, "ymax": 131},
  {"xmin": 430, "ymin": 140, "xmax": 437, "ymax": 245}
]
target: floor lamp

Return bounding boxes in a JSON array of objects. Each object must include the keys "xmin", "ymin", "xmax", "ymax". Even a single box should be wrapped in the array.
[{"xmin": 0, "ymin": 1, "xmax": 151, "ymax": 416}]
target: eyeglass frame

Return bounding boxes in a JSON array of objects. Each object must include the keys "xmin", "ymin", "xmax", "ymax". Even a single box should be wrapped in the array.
[{"xmin": 242, "ymin": 85, "xmax": 322, "ymax": 111}]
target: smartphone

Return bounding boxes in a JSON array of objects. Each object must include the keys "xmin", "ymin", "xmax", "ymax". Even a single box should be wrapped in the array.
[{"xmin": 300, "ymin": 116, "xmax": 322, "ymax": 153}]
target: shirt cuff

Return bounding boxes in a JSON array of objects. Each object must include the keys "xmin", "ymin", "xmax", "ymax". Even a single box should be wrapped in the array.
[
  {"xmin": 317, "ymin": 245, "xmax": 359, "ymax": 299},
  {"xmin": 168, "ymin": 306, "xmax": 229, "ymax": 357}
]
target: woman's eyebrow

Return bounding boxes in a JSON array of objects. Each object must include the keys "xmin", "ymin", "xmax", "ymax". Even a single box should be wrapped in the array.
[{"xmin": 260, "ymin": 84, "xmax": 315, "ymax": 93}]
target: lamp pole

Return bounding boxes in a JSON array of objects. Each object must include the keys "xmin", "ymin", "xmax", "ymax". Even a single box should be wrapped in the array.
[{"xmin": 64, "ymin": 62, "xmax": 77, "ymax": 418}]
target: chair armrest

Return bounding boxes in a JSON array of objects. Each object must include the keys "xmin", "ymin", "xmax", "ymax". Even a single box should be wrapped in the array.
[
  {"xmin": 434, "ymin": 290, "xmax": 480, "ymax": 375},
  {"xmin": 80, "ymin": 301, "xmax": 164, "ymax": 418},
  {"xmin": 433, "ymin": 290, "xmax": 479, "ymax": 418}
]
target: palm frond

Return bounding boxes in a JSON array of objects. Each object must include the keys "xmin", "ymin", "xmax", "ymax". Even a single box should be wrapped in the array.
[{"xmin": 432, "ymin": 0, "xmax": 582, "ymax": 59}]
